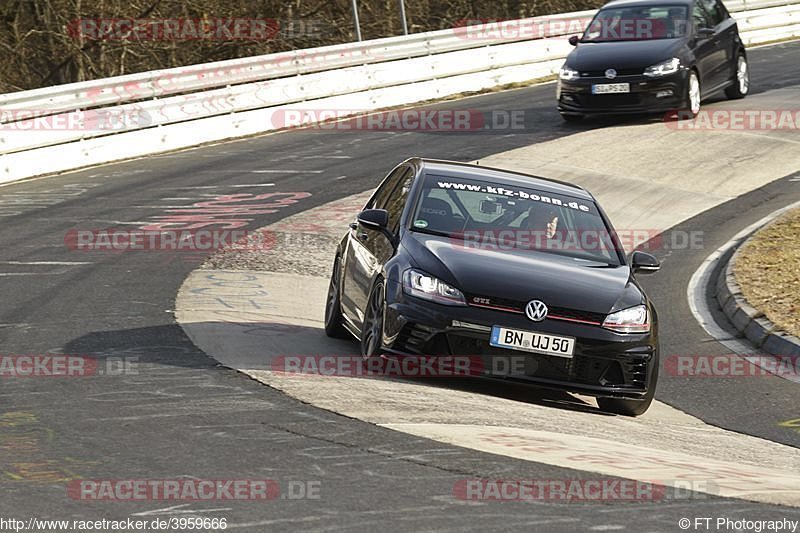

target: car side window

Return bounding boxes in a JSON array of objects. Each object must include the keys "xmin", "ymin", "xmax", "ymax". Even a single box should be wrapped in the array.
[
  {"xmin": 715, "ymin": 0, "xmax": 730, "ymax": 19},
  {"xmin": 701, "ymin": 0, "xmax": 725, "ymax": 26},
  {"xmin": 368, "ymin": 166, "xmax": 407, "ymax": 211},
  {"xmin": 692, "ymin": 2, "xmax": 711, "ymax": 29},
  {"xmin": 381, "ymin": 168, "xmax": 414, "ymax": 233}
]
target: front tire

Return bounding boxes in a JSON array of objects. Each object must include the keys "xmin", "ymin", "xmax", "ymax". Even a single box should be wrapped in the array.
[
  {"xmin": 360, "ymin": 279, "xmax": 385, "ymax": 360},
  {"xmin": 324, "ymin": 256, "xmax": 348, "ymax": 338},
  {"xmin": 596, "ymin": 354, "xmax": 659, "ymax": 416},
  {"xmin": 561, "ymin": 113, "xmax": 583, "ymax": 123},
  {"xmin": 725, "ymin": 53, "xmax": 749, "ymax": 99}
]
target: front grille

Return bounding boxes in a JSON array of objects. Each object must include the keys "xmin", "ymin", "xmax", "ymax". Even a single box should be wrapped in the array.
[
  {"xmin": 581, "ymin": 69, "xmax": 643, "ymax": 77},
  {"xmin": 548, "ymin": 306, "xmax": 605, "ymax": 325},
  {"xmin": 465, "ymin": 293, "xmax": 524, "ymax": 313},
  {"xmin": 577, "ymin": 93, "xmax": 642, "ymax": 108},
  {"xmin": 465, "ymin": 293, "xmax": 605, "ymax": 325},
  {"xmin": 446, "ymin": 333, "xmax": 648, "ymax": 390}
]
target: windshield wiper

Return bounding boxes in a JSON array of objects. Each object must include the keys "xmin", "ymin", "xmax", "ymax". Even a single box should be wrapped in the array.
[{"xmin": 410, "ymin": 227, "xmax": 455, "ymax": 239}]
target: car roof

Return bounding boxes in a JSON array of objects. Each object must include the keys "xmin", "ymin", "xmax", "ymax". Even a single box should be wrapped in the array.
[
  {"xmin": 413, "ymin": 158, "xmax": 595, "ymax": 201},
  {"xmin": 601, "ymin": 0, "xmax": 693, "ymax": 8}
]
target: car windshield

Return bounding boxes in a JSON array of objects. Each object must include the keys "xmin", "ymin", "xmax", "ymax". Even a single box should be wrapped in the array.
[
  {"xmin": 581, "ymin": 5, "xmax": 689, "ymax": 42},
  {"xmin": 410, "ymin": 174, "xmax": 623, "ymax": 266}
]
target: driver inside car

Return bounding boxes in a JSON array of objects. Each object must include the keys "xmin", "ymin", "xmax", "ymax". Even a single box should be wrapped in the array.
[{"xmin": 524, "ymin": 206, "xmax": 559, "ymax": 239}]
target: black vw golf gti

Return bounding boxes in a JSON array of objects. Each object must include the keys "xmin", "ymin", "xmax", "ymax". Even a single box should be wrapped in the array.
[
  {"xmin": 325, "ymin": 159, "xmax": 661, "ymax": 416},
  {"xmin": 557, "ymin": 0, "xmax": 749, "ymax": 120}
]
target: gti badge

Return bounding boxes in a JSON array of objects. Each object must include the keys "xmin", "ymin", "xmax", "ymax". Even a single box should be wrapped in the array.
[
  {"xmin": 605, "ymin": 68, "xmax": 617, "ymax": 79},
  {"xmin": 525, "ymin": 300, "xmax": 548, "ymax": 322}
]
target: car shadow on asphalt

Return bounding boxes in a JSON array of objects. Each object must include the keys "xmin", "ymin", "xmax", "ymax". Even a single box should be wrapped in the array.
[
  {"xmin": 386, "ymin": 374, "xmax": 613, "ymax": 417},
  {"xmin": 61, "ymin": 323, "xmax": 225, "ymax": 371},
  {"xmin": 60, "ymin": 321, "xmax": 617, "ymax": 418}
]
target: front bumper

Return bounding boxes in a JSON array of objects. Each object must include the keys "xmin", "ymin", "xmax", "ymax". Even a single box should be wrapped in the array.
[
  {"xmin": 557, "ymin": 69, "xmax": 689, "ymax": 116},
  {"xmin": 383, "ymin": 280, "xmax": 658, "ymax": 399}
]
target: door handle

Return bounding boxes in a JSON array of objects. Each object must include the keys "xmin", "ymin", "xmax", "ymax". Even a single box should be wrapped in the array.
[
  {"xmin": 349, "ymin": 222, "xmax": 358, "ymax": 230},
  {"xmin": 358, "ymin": 232, "xmax": 369, "ymax": 241}
]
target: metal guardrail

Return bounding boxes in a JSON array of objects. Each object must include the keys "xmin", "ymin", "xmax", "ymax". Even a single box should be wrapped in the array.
[
  {"xmin": 0, "ymin": 0, "xmax": 788, "ymax": 118},
  {"xmin": 1, "ymin": 0, "xmax": 798, "ymax": 182},
  {"xmin": 0, "ymin": 9, "xmax": 597, "ymax": 119}
]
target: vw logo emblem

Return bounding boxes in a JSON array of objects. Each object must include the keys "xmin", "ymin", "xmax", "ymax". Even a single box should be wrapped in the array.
[
  {"xmin": 605, "ymin": 68, "xmax": 617, "ymax": 79},
  {"xmin": 525, "ymin": 300, "xmax": 548, "ymax": 322}
]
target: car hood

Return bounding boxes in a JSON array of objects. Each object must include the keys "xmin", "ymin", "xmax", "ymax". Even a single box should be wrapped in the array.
[
  {"xmin": 567, "ymin": 39, "xmax": 684, "ymax": 72},
  {"xmin": 404, "ymin": 232, "xmax": 643, "ymax": 315}
]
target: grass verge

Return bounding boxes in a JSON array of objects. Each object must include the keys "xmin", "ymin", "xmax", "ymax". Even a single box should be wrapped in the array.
[{"xmin": 735, "ymin": 207, "xmax": 800, "ymax": 338}]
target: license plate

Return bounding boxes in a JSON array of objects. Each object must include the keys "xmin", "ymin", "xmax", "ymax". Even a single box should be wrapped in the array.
[
  {"xmin": 490, "ymin": 326, "xmax": 575, "ymax": 358},
  {"xmin": 592, "ymin": 83, "xmax": 630, "ymax": 94}
]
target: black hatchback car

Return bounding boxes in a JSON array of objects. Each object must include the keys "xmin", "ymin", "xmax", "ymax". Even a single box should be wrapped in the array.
[
  {"xmin": 324, "ymin": 158, "xmax": 662, "ymax": 416},
  {"xmin": 557, "ymin": 0, "xmax": 749, "ymax": 120}
]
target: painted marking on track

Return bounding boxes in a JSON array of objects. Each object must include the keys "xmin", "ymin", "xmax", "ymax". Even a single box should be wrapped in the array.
[
  {"xmin": 0, "ymin": 261, "xmax": 91, "ymax": 266},
  {"xmin": 250, "ymin": 170, "xmax": 323, "ymax": 174},
  {"xmin": 131, "ymin": 504, "xmax": 233, "ymax": 517},
  {"xmin": 0, "ymin": 183, "xmax": 103, "ymax": 217},
  {"xmin": 230, "ymin": 183, "xmax": 275, "ymax": 187},
  {"xmin": 0, "ymin": 411, "xmax": 84, "ymax": 483},
  {"xmin": 138, "ymin": 191, "xmax": 312, "ymax": 232},
  {"xmin": 779, "ymin": 419, "xmax": 800, "ymax": 433}
]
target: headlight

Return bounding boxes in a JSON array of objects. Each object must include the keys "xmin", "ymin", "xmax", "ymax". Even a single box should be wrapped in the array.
[
  {"xmin": 643, "ymin": 58, "xmax": 680, "ymax": 78},
  {"xmin": 559, "ymin": 66, "xmax": 580, "ymax": 81},
  {"xmin": 602, "ymin": 305, "xmax": 650, "ymax": 333},
  {"xmin": 402, "ymin": 269, "xmax": 466, "ymax": 306}
]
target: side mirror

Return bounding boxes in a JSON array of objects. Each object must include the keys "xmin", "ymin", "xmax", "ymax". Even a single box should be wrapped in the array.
[
  {"xmin": 696, "ymin": 27, "xmax": 715, "ymax": 38},
  {"xmin": 568, "ymin": 35, "xmax": 580, "ymax": 46},
  {"xmin": 357, "ymin": 208, "xmax": 389, "ymax": 229},
  {"xmin": 631, "ymin": 251, "xmax": 660, "ymax": 274},
  {"xmin": 356, "ymin": 209, "xmax": 397, "ymax": 248}
]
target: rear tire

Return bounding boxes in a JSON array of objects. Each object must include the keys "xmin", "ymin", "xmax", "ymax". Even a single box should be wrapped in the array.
[
  {"xmin": 360, "ymin": 279, "xmax": 386, "ymax": 360},
  {"xmin": 324, "ymin": 256, "xmax": 348, "ymax": 338},
  {"xmin": 596, "ymin": 354, "xmax": 658, "ymax": 416},
  {"xmin": 725, "ymin": 53, "xmax": 749, "ymax": 100}
]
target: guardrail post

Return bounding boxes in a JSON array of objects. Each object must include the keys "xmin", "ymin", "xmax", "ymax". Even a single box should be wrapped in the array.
[
  {"xmin": 399, "ymin": 0, "xmax": 409, "ymax": 35},
  {"xmin": 351, "ymin": 0, "xmax": 363, "ymax": 41}
]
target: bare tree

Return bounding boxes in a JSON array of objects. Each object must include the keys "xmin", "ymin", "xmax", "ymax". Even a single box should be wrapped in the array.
[{"xmin": 0, "ymin": 0, "xmax": 605, "ymax": 93}]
